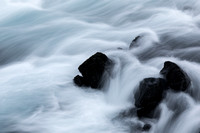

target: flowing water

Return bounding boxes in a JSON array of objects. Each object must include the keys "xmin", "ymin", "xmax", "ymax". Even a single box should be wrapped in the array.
[{"xmin": 0, "ymin": 0, "xmax": 200, "ymax": 133}]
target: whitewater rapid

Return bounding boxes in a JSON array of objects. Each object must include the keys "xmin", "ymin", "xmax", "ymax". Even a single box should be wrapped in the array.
[{"xmin": 0, "ymin": 0, "xmax": 200, "ymax": 133}]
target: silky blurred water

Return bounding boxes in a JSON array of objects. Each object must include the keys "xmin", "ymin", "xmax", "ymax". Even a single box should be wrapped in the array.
[{"xmin": 0, "ymin": 0, "xmax": 200, "ymax": 133}]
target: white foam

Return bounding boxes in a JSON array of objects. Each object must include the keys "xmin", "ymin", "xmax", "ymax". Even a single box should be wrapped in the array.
[{"xmin": 0, "ymin": 0, "xmax": 200, "ymax": 133}]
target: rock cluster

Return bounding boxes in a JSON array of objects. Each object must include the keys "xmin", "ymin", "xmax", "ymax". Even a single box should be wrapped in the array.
[
  {"xmin": 73, "ymin": 52, "xmax": 191, "ymax": 119},
  {"xmin": 134, "ymin": 61, "xmax": 191, "ymax": 118}
]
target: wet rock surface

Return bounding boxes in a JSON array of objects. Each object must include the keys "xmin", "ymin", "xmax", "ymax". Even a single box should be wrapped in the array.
[
  {"xmin": 160, "ymin": 61, "xmax": 191, "ymax": 91},
  {"xmin": 134, "ymin": 78, "xmax": 167, "ymax": 118},
  {"xmin": 74, "ymin": 52, "xmax": 112, "ymax": 89}
]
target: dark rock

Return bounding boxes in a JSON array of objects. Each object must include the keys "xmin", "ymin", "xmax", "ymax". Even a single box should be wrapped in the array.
[
  {"xmin": 134, "ymin": 78, "xmax": 167, "ymax": 118},
  {"xmin": 73, "ymin": 75, "xmax": 89, "ymax": 87},
  {"xmin": 74, "ymin": 52, "xmax": 112, "ymax": 89},
  {"xmin": 160, "ymin": 61, "xmax": 191, "ymax": 91},
  {"xmin": 129, "ymin": 36, "xmax": 141, "ymax": 49},
  {"xmin": 142, "ymin": 124, "xmax": 151, "ymax": 131}
]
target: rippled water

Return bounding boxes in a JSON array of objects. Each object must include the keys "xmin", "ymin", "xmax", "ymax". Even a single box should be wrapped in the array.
[{"xmin": 0, "ymin": 0, "xmax": 200, "ymax": 133}]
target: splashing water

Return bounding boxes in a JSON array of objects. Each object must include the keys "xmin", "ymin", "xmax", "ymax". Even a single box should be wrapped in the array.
[{"xmin": 0, "ymin": 0, "xmax": 200, "ymax": 133}]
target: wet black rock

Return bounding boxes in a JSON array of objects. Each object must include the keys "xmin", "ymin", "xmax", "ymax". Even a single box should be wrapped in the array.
[
  {"xmin": 134, "ymin": 78, "xmax": 167, "ymax": 118},
  {"xmin": 160, "ymin": 61, "xmax": 191, "ymax": 91},
  {"xmin": 73, "ymin": 75, "xmax": 89, "ymax": 87},
  {"xmin": 74, "ymin": 52, "xmax": 112, "ymax": 89}
]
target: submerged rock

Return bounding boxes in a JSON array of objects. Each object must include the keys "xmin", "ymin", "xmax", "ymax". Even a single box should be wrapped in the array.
[
  {"xmin": 134, "ymin": 78, "xmax": 167, "ymax": 118},
  {"xmin": 129, "ymin": 36, "xmax": 141, "ymax": 49},
  {"xmin": 160, "ymin": 61, "xmax": 191, "ymax": 91},
  {"xmin": 142, "ymin": 124, "xmax": 151, "ymax": 131},
  {"xmin": 74, "ymin": 52, "xmax": 112, "ymax": 89},
  {"xmin": 118, "ymin": 108, "xmax": 137, "ymax": 118}
]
